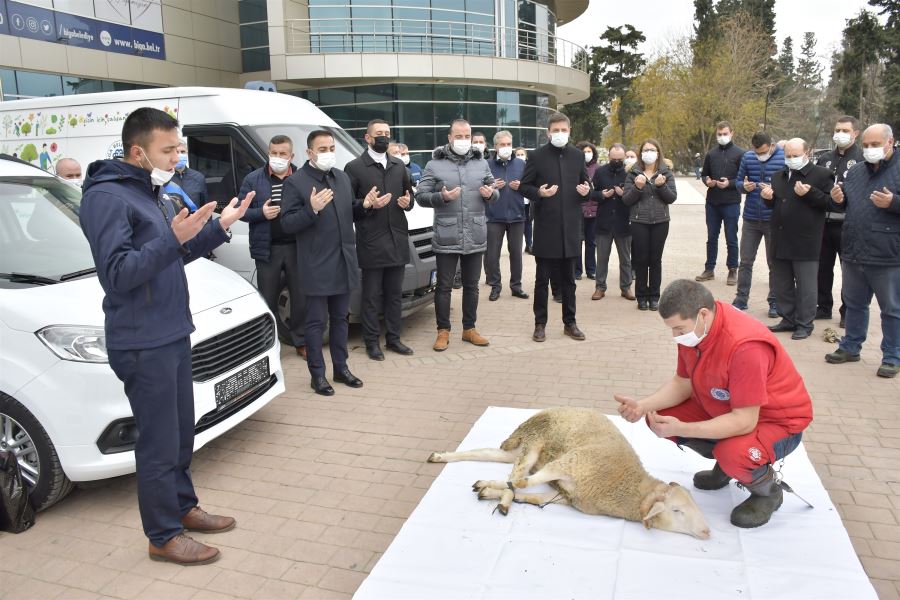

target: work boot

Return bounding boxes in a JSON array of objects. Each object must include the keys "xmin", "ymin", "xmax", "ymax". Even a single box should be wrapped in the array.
[
  {"xmin": 433, "ymin": 329, "xmax": 450, "ymax": 352},
  {"xmin": 693, "ymin": 462, "xmax": 732, "ymax": 490},
  {"xmin": 825, "ymin": 348, "xmax": 860, "ymax": 364},
  {"xmin": 730, "ymin": 468, "xmax": 783, "ymax": 528},
  {"xmin": 877, "ymin": 363, "xmax": 899, "ymax": 378},
  {"xmin": 621, "ymin": 287, "xmax": 636, "ymax": 301},
  {"xmin": 726, "ymin": 268, "xmax": 738, "ymax": 286},
  {"xmin": 149, "ymin": 534, "xmax": 220, "ymax": 566},
  {"xmin": 462, "ymin": 328, "xmax": 489, "ymax": 346},
  {"xmin": 695, "ymin": 270, "xmax": 714, "ymax": 282}
]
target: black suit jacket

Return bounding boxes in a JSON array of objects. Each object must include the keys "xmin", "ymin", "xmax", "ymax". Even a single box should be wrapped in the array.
[{"xmin": 765, "ymin": 162, "xmax": 833, "ymax": 261}]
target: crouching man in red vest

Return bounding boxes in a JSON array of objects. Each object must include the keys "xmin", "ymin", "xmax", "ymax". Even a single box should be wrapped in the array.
[{"xmin": 616, "ymin": 279, "xmax": 813, "ymax": 528}]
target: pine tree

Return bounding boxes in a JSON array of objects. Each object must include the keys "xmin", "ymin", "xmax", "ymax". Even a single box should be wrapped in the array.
[
  {"xmin": 777, "ymin": 36, "xmax": 795, "ymax": 81},
  {"xmin": 796, "ymin": 32, "xmax": 822, "ymax": 88},
  {"xmin": 835, "ymin": 10, "xmax": 884, "ymax": 125},
  {"xmin": 868, "ymin": 0, "xmax": 900, "ymax": 130},
  {"xmin": 693, "ymin": 0, "xmax": 718, "ymax": 55}
]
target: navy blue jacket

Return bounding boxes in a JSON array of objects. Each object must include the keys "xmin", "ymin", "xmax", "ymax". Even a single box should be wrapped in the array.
[
  {"xmin": 841, "ymin": 152, "xmax": 900, "ymax": 266},
  {"xmin": 591, "ymin": 162, "xmax": 630, "ymax": 236},
  {"xmin": 80, "ymin": 160, "xmax": 230, "ymax": 350},
  {"xmin": 239, "ymin": 164, "xmax": 298, "ymax": 262},
  {"xmin": 702, "ymin": 141, "xmax": 745, "ymax": 205},
  {"xmin": 486, "ymin": 155, "xmax": 527, "ymax": 223},
  {"xmin": 409, "ymin": 162, "xmax": 423, "ymax": 186},
  {"xmin": 735, "ymin": 146, "xmax": 785, "ymax": 221},
  {"xmin": 171, "ymin": 167, "xmax": 208, "ymax": 206}
]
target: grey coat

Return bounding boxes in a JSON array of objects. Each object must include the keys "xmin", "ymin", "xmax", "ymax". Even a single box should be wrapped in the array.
[
  {"xmin": 415, "ymin": 145, "xmax": 499, "ymax": 254},
  {"xmin": 622, "ymin": 164, "xmax": 677, "ymax": 224}
]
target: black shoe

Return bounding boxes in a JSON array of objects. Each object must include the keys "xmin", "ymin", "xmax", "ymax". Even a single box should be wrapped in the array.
[
  {"xmin": 768, "ymin": 321, "xmax": 796, "ymax": 333},
  {"xmin": 768, "ymin": 305, "xmax": 779, "ymax": 319},
  {"xmin": 877, "ymin": 363, "xmax": 899, "ymax": 378},
  {"xmin": 333, "ymin": 368, "xmax": 363, "ymax": 388},
  {"xmin": 575, "ymin": 274, "xmax": 582, "ymax": 280},
  {"xmin": 693, "ymin": 462, "xmax": 732, "ymax": 490},
  {"xmin": 825, "ymin": 348, "xmax": 860, "ymax": 364},
  {"xmin": 511, "ymin": 289, "xmax": 529, "ymax": 299},
  {"xmin": 814, "ymin": 308, "xmax": 832, "ymax": 320},
  {"xmin": 791, "ymin": 329, "xmax": 812, "ymax": 340},
  {"xmin": 452, "ymin": 274, "xmax": 462, "ymax": 289},
  {"xmin": 638, "ymin": 300, "xmax": 649, "ymax": 311},
  {"xmin": 839, "ymin": 316, "xmax": 845, "ymax": 328},
  {"xmin": 366, "ymin": 343, "xmax": 385, "ymax": 361},
  {"xmin": 649, "ymin": 300, "xmax": 659, "ymax": 311},
  {"xmin": 489, "ymin": 288, "xmax": 500, "ymax": 301},
  {"xmin": 311, "ymin": 377, "xmax": 334, "ymax": 396},
  {"xmin": 586, "ymin": 274, "xmax": 595, "ymax": 280},
  {"xmin": 385, "ymin": 341, "xmax": 414, "ymax": 356}
]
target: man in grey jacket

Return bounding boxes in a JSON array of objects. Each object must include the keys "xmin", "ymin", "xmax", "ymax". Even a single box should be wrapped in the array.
[{"xmin": 416, "ymin": 118, "xmax": 499, "ymax": 352}]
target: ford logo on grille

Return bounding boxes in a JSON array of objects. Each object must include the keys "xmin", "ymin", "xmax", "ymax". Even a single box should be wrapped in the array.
[{"xmin": 220, "ymin": 307, "xmax": 233, "ymax": 314}]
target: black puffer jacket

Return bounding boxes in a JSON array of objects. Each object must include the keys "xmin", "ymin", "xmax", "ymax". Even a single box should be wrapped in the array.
[{"xmin": 622, "ymin": 164, "xmax": 677, "ymax": 224}]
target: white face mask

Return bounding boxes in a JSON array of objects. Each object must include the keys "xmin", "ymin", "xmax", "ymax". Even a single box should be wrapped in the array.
[
  {"xmin": 785, "ymin": 156, "xmax": 807, "ymax": 171},
  {"xmin": 516, "ymin": 154, "xmax": 527, "ymax": 161},
  {"xmin": 472, "ymin": 142, "xmax": 486, "ymax": 154},
  {"xmin": 400, "ymin": 154, "xmax": 410, "ymax": 165},
  {"xmin": 863, "ymin": 146, "xmax": 886, "ymax": 164},
  {"xmin": 641, "ymin": 151, "xmax": 658, "ymax": 165},
  {"xmin": 269, "ymin": 156, "xmax": 289, "ymax": 173},
  {"xmin": 497, "ymin": 146, "xmax": 513, "ymax": 160},
  {"xmin": 673, "ymin": 313, "xmax": 708, "ymax": 348},
  {"xmin": 313, "ymin": 152, "xmax": 336, "ymax": 171},
  {"xmin": 140, "ymin": 147, "xmax": 174, "ymax": 186},
  {"xmin": 584, "ymin": 152, "xmax": 593, "ymax": 163},
  {"xmin": 756, "ymin": 150, "xmax": 771, "ymax": 162},
  {"xmin": 624, "ymin": 157, "xmax": 637, "ymax": 169},
  {"xmin": 550, "ymin": 132, "xmax": 569, "ymax": 148},
  {"xmin": 717, "ymin": 134, "xmax": 732, "ymax": 146},
  {"xmin": 833, "ymin": 132, "xmax": 853, "ymax": 148},
  {"xmin": 66, "ymin": 178, "xmax": 83, "ymax": 188},
  {"xmin": 451, "ymin": 139, "xmax": 472, "ymax": 155}
]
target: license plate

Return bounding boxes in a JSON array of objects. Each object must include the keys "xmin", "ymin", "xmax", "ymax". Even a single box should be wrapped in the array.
[
  {"xmin": 214, "ymin": 357, "xmax": 269, "ymax": 408},
  {"xmin": 430, "ymin": 269, "xmax": 437, "ymax": 286}
]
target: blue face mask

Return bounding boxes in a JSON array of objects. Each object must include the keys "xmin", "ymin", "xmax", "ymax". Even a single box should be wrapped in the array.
[{"xmin": 175, "ymin": 153, "xmax": 188, "ymax": 170}]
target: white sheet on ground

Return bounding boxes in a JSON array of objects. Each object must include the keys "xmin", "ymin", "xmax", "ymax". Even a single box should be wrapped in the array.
[{"xmin": 354, "ymin": 407, "xmax": 876, "ymax": 600}]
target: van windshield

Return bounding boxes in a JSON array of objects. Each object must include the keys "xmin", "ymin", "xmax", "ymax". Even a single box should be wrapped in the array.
[
  {"xmin": 0, "ymin": 177, "xmax": 95, "ymax": 288},
  {"xmin": 247, "ymin": 125, "xmax": 364, "ymax": 169}
]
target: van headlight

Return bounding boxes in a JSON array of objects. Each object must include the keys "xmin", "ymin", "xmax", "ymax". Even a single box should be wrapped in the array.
[{"xmin": 36, "ymin": 326, "xmax": 108, "ymax": 363}]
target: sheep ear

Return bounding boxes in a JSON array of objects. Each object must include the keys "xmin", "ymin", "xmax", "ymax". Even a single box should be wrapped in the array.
[{"xmin": 642, "ymin": 501, "xmax": 666, "ymax": 529}]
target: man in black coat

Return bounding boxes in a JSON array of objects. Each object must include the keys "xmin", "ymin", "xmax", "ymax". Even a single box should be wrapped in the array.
[
  {"xmin": 591, "ymin": 143, "xmax": 634, "ymax": 301},
  {"xmin": 519, "ymin": 112, "xmax": 592, "ymax": 343},
  {"xmin": 281, "ymin": 130, "xmax": 364, "ymax": 396},
  {"xmin": 345, "ymin": 119, "xmax": 415, "ymax": 361},
  {"xmin": 760, "ymin": 138, "xmax": 834, "ymax": 340},
  {"xmin": 815, "ymin": 115, "xmax": 863, "ymax": 325}
]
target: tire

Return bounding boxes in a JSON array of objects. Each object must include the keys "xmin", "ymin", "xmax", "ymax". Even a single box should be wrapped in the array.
[
  {"xmin": 0, "ymin": 392, "xmax": 74, "ymax": 511},
  {"xmin": 279, "ymin": 283, "xmax": 329, "ymax": 344}
]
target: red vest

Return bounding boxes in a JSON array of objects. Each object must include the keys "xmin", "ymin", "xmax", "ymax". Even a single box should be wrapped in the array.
[{"xmin": 677, "ymin": 301, "xmax": 813, "ymax": 432}]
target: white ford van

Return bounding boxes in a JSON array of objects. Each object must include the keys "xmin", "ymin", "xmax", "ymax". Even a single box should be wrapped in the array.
[
  {"xmin": 0, "ymin": 155, "xmax": 285, "ymax": 510},
  {"xmin": 0, "ymin": 88, "xmax": 438, "ymax": 327}
]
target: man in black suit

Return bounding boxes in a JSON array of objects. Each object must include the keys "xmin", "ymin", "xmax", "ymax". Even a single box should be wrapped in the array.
[
  {"xmin": 519, "ymin": 112, "xmax": 592, "ymax": 343},
  {"xmin": 760, "ymin": 138, "xmax": 834, "ymax": 340}
]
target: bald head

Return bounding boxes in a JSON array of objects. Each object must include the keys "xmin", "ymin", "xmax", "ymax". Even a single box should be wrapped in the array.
[
  {"xmin": 55, "ymin": 158, "xmax": 82, "ymax": 180},
  {"xmin": 784, "ymin": 138, "xmax": 809, "ymax": 156},
  {"xmin": 863, "ymin": 124, "xmax": 894, "ymax": 145}
]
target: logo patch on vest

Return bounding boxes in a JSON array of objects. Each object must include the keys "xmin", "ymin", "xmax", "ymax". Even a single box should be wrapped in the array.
[
  {"xmin": 749, "ymin": 447, "xmax": 762, "ymax": 462},
  {"xmin": 710, "ymin": 387, "xmax": 731, "ymax": 401}
]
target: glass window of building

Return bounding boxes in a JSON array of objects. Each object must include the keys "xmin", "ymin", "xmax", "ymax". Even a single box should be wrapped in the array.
[
  {"xmin": 1, "ymin": 69, "xmax": 18, "ymax": 101},
  {"xmin": 15, "ymin": 71, "xmax": 63, "ymax": 98},
  {"xmin": 239, "ymin": 0, "xmax": 270, "ymax": 72}
]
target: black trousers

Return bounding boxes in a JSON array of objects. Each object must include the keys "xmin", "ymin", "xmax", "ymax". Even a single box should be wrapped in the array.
[
  {"xmin": 631, "ymin": 221, "xmax": 669, "ymax": 301},
  {"xmin": 772, "ymin": 258, "xmax": 818, "ymax": 333},
  {"xmin": 817, "ymin": 221, "xmax": 846, "ymax": 318},
  {"xmin": 534, "ymin": 256, "xmax": 577, "ymax": 326},
  {"xmin": 435, "ymin": 252, "xmax": 482, "ymax": 330},
  {"xmin": 107, "ymin": 338, "xmax": 197, "ymax": 547},
  {"xmin": 485, "ymin": 221, "xmax": 525, "ymax": 293},
  {"xmin": 305, "ymin": 293, "xmax": 350, "ymax": 378},
  {"xmin": 361, "ymin": 266, "xmax": 405, "ymax": 346},
  {"xmin": 256, "ymin": 243, "xmax": 305, "ymax": 347}
]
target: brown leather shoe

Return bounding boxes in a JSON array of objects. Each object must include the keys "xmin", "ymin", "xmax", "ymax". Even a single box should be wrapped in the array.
[
  {"xmin": 564, "ymin": 323, "xmax": 586, "ymax": 341},
  {"xmin": 532, "ymin": 324, "xmax": 546, "ymax": 342},
  {"xmin": 621, "ymin": 287, "xmax": 636, "ymax": 301},
  {"xmin": 296, "ymin": 346, "xmax": 307, "ymax": 360},
  {"xmin": 433, "ymin": 329, "xmax": 450, "ymax": 352},
  {"xmin": 149, "ymin": 534, "xmax": 220, "ymax": 566},
  {"xmin": 462, "ymin": 328, "xmax": 489, "ymax": 346},
  {"xmin": 592, "ymin": 289, "xmax": 605, "ymax": 301},
  {"xmin": 726, "ymin": 268, "xmax": 738, "ymax": 286},
  {"xmin": 182, "ymin": 506, "xmax": 236, "ymax": 534},
  {"xmin": 695, "ymin": 270, "xmax": 714, "ymax": 282}
]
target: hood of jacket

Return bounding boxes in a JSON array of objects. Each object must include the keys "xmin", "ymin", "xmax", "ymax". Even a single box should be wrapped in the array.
[
  {"xmin": 83, "ymin": 159, "xmax": 154, "ymax": 194},
  {"xmin": 432, "ymin": 144, "xmax": 485, "ymax": 163}
]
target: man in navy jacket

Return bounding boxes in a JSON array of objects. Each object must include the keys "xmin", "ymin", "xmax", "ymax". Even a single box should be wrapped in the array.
[
  {"xmin": 80, "ymin": 107, "xmax": 252, "ymax": 565},
  {"xmin": 485, "ymin": 130, "xmax": 529, "ymax": 301}
]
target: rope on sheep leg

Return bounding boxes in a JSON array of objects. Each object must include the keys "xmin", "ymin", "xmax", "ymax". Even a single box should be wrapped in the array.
[{"xmin": 539, "ymin": 492, "xmax": 563, "ymax": 509}]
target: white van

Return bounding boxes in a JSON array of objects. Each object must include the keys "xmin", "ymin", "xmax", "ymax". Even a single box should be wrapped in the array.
[
  {"xmin": 0, "ymin": 88, "xmax": 438, "ymax": 327},
  {"xmin": 0, "ymin": 155, "xmax": 285, "ymax": 510}
]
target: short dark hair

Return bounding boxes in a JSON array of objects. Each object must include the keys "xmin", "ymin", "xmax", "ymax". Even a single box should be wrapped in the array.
[
  {"xmin": 836, "ymin": 115, "xmax": 860, "ymax": 131},
  {"xmin": 367, "ymin": 119, "xmax": 390, "ymax": 134},
  {"xmin": 448, "ymin": 118, "xmax": 470, "ymax": 134},
  {"xmin": 472, "ymin": 131, "xmax": 487, "ymax": 141},
  {"xmin": 307, "ymin": 129, "xmax": 334, "ymax": 149},
  {"xmin": 269, "ymin": 135, "xmax": 293, "ymax": 149},
  {"xmin": 716, "ymin": 120, "xmax": 732, "ymax": 132},
  {"xmin": 750, "ymin": 131, "xmax": 772, "ymax": 150},
  {"xmin": 548, "ymin": 112, "xmax": 570, "ymax": 128},
  {"xmin": 658, "ymin": 280, "xmax": 716, "ymax": 319},
  {"xmin": 122, "ymin": 107, "xmax": 178, "ymax": 155},
  {"xmin": 609, "ymin": 143, "xmax": 626, "ymax": 152}
]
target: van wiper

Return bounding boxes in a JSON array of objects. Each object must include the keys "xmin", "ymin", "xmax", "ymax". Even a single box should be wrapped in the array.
[
  {"xmin": 60, "ymin": 267, "xmax": 97, "ymax": 281},
  {"xmin": 0, "ymin": 272, "xmax": 60, "ymax": 285}
]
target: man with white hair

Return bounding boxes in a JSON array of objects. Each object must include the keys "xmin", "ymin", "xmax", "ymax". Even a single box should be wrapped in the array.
[
  {"xmin": 826, "ymin": 124, "xmax": 900, "ymax": 378},
  {"xmin": 55, "ymin": 157, "xmax": 82, "ymax": 185},
  {"xmin": 759, "ymin": 138, "xmax": 833, "ymax": 340}
]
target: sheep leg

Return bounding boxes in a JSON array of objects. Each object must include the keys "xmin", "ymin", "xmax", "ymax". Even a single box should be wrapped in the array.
[
  {"xmin": 428, "ymin": 448, "xmax": 519, "ymax": 464},
  {"xmin": 477, "ymin": 488, "xmax": 570, "ymax": 508},
  {"xmin": 496, "ymin": 445, "xmax": 543, "ymax": 515},
  {"xmin": 509, "ymin": 461, "xmax": 570, "ymax": 491},
  {"xmin": 471, "ymin": 445, "xmax": 541, "ymax": 495}
]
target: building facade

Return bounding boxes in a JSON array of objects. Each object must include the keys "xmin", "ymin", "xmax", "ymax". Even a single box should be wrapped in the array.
[{"xmin": 1, "ymin": 0, "xmax": 589, "ymax": 162}]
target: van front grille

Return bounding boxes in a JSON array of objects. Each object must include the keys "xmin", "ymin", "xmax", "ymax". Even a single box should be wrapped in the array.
[{"xmin": 191, "ymin": 314, "xmax": 276, "ymax": 382}]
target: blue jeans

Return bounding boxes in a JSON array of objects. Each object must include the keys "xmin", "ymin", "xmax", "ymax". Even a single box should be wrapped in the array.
[
  {"xmin": 705, "ymin": 203, "xmax": 740, "ymax": 271},
  {"xmin": 839, "ymin": 261, "xmax": 900, "ymax": 365}
]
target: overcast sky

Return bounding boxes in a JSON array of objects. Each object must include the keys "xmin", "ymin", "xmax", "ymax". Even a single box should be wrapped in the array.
[{"xmin": 559, "ymin": 0, "xmax": 881, "ymax": 71}]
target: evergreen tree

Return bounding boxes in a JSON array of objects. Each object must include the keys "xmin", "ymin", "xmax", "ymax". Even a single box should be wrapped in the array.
[
  {"xmin": 868, "ymin": 0, "xmax": 900, "ymax": 130},
  {"xmin": 835, "ymin": 10, "xmax": 884, "ymax": 125},
  {"xmin": 796, "ymin": 32, "xmax": 822, "ymax": 88},
  {"xmin": 777, "ymin": 36, "xmax": 795, "ymax": 81}
]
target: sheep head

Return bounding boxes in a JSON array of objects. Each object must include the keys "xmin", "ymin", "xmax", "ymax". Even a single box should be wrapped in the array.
[{"xmin": 640, "ymin": 482, "xmax": 710, "ymax": 540}]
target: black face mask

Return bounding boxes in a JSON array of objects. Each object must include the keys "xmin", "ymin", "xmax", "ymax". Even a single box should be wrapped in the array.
[
  {"xmin": 371, "ymin": 135, "xmax": 390, "ymax": 154},
  {"xmin": 609, "ymin": 159, "xmax": 624, "ymax": 171}
]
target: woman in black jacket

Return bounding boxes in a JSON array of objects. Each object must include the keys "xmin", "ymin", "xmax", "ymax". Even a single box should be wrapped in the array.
[{"xmin": 622, "ymin": 138, "xmax": 677, "ymax": 310}]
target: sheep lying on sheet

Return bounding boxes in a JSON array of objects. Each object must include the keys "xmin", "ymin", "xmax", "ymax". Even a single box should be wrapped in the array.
[{"xmin": 428, "ymin": 407, "xmax": 711, "ymax": 539}]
